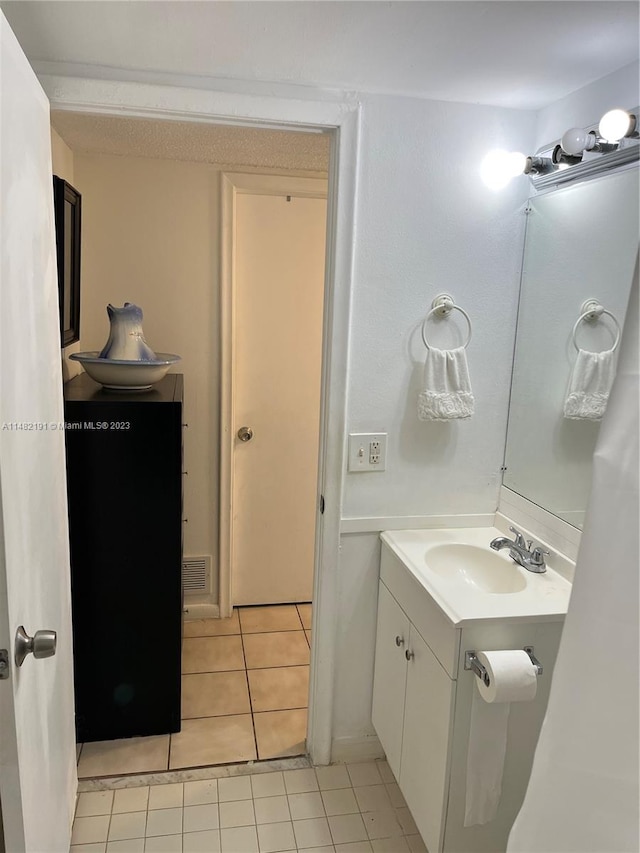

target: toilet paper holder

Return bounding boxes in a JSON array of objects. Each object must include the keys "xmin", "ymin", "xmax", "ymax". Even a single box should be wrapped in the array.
[{"xmin": 464, "ymin": 647, "xmax": 543, "ymax": 687}]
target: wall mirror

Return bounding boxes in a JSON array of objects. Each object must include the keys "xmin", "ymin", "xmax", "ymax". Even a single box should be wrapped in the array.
[
  {"xmin": 504, "ymin": 166, "xmax": 639, "ymax": 528},
  {"xmin": 53, "ymin": 175, "xmax": 82, "ymax": 346}
]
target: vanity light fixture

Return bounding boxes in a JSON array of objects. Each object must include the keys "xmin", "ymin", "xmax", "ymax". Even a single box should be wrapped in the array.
[
  {"xmin": 523, "ymin": 155, "xmax": 557, "ymax": 176},
  {"xmin": 551, "ymin": 145, "xmax": 583, "ymax": 167},
  {"xmin": 481, "ymin": 106, "xmax": 639, "ymax": 190},
  {"xmin": 559, "ymin": 126, "xmax": 617, "ymax": 157},
  {"xmin": 598, "ymin": 108, "xmax": 638, "ymax": 142}
]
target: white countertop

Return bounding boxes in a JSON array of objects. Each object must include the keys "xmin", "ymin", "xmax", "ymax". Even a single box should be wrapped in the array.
[{"xmin": 380, "ymin": 526, "xmax": 573, "ymax": 626}]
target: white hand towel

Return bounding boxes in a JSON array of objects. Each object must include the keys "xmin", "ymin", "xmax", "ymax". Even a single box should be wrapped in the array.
[
  {"xmin": 418, "ymin": 346, "xmax": 474, "ymax": 421},
  {"xmin": 563, "ymin": 348, "xmax": 617, "ymax": 420}
]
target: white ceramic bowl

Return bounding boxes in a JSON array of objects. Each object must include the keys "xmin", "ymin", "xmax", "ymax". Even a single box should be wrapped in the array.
[{"xmin": 69, "ymin": 352, "xmax": 181, "ymax": 390}]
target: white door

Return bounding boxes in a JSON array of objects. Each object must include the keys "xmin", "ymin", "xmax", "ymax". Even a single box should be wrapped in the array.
[
  {"xmin": 232, "ymin": 188, "xmax": 327, "ymax": 605},
  {"xmin": 0, "ymin": 13, "xmax": 77, "ymax": 852}
]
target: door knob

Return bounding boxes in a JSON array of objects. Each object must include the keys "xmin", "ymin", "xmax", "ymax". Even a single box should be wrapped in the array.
[
  {"xmin": 237, "ymin": 426, "xmax": 254, "ymax": 442},
  {"xmin": 14, "ymin": 626, "xmax": 57, "ymax": 667}
]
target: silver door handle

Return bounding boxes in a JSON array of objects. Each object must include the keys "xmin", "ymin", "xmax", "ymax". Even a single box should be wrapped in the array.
[
  {"xmin": 15, "ymin": 626, "xmax": 57, "ymax": 667},
  {"xmin": 237, "ymin": 426, "xmax": 254, "ymax": 442}
]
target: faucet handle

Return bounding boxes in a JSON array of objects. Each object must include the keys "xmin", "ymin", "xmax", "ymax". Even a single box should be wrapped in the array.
[
  {"xmin": 509, "ymin": 526, "xmax": 526, "ymax": 548},
  {"xmin": 530, "ymin": 547, "xmax": 550, "ymax": 566}
]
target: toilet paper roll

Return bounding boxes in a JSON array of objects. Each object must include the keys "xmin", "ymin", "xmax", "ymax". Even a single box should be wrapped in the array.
[
  {"xmin": 476, "ymin": 650, "xmax": 538, "ymax": 704},
  {"xmin": 464, "ymin": 650, "xmax": 539, "ymax": 827}
]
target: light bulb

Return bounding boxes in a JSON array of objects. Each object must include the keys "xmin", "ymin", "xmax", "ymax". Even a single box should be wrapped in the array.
[
  {"xmin": 561, "ymin": 127, "xmax": 596, "ymax": 156},
  {"xmin": 599, "ymin": 108, "xmax": 634, "ymax": 142},
  {"xmin": 480, "ymin": 149, "xmax": 526, "ymax": 190}
]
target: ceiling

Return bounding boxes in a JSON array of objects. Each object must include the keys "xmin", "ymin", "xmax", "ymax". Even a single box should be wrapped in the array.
[
  {"xmin": 2, "ymin": 1, "xmax": 638, "ymax": 110},
  {"xmin": 51, "ymin": 112, "xmax": 331, "ymax": 171}
]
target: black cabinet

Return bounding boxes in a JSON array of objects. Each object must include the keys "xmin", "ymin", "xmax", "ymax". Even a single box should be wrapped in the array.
[{"xmin": 64, "ymin": 373, "xmax": 183, "ymax": 743}]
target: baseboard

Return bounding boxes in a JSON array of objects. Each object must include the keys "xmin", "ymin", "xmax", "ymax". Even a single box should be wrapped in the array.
[
  {"xmin": 330, "ymin": 735, "xmax": 385, "ymax": 763},
  {"xmin": 183, "ymin": 602, "xmax": 220, "ymax": 620}
]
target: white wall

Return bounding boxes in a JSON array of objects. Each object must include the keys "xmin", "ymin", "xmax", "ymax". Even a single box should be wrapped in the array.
[
  {"xmin": 332, "ymin": 63, "xmax": 640, "ymax": 751},
  {"xmin": 333, "ymin": 92, "xmax": 536, "ymax": 751}
]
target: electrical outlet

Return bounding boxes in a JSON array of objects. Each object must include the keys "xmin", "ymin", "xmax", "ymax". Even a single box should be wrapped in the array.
[{"xmin": 348, "ymin": 433, "xmax": 387, "ymax": 472}]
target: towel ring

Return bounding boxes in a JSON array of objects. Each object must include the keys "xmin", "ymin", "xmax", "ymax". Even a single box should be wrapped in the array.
[
  {"xmin": 421, "ymin": 293, "xmax": 472, "ymax": 350},
  {"xmin": 572, "ymin": 300, "xmax": 621, "ymax": 353}
]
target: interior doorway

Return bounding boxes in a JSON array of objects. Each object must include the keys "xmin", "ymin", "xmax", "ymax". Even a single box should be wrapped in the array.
[{"xmin": 52, "ymin": 112, "xmax": 337, "ymax": 775}]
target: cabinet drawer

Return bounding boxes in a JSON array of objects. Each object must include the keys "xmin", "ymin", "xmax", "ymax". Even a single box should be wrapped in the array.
[{"xmin": 380, "ymin": 543, "xmax": 459, "ymax": 678}]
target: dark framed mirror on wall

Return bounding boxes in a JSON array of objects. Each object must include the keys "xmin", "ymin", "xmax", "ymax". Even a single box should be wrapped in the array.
[{"xmin": 53, "ymin": 175, "xmax": 81, "ymax": 346}]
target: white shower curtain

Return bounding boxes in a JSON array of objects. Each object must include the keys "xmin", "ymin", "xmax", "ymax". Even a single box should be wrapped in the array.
[{"xmin": 508, "ymin": 258, "xmax": 639, "ymax": 853}]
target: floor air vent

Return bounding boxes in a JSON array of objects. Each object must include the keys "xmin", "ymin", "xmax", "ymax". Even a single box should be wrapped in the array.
[{"xmin": 182, "ymin": 556, "xmax": 211, "ymax": 594}]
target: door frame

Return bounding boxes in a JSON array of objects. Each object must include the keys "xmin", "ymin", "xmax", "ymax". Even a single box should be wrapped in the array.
[
  {"xmin": 219, "ymin": 172, "xmax": 328, "ymax": 616},
  {"xmin": 42, "ymin": 72, "xmax": 360, "ymax": 765}
]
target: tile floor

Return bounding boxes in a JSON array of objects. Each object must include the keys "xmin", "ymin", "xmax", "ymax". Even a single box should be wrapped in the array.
[
  {"xmin": 77, "ymin": 605, "xmax": 312, "ymax": 778},
  {"xmin": 70, "ymin": 762, "xmax": 429, "ymax": 853}
]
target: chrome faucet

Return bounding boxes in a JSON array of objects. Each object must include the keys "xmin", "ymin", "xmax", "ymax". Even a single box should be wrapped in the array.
[{"xmin": 490, "ymin": 526, "xmax": 549, "ymax": 573}]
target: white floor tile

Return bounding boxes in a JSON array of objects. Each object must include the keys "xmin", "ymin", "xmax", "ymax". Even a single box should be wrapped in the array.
[
  {"xmin": 292, "ymin": 817, "xmax": 332, "ymax": 849},
  {"xmin": 218, "ymin": 776, "xmax": 253, "ymax": 802},
  {"xmin": 288, "ymin": 792, "xmax": 325, "ymax": 821},
  {"xmin": 327, "ymin": 814, "xmax": 368, "ymax": 845},
  {"xmin": 71, "ymin": 844, "xmax": 107, "ymax": 853},
  {"xmin": 71, "ymin": 815, "xmax": 111, "ymax": 845},
  {"xmin": 183, "ymin": 803, "xmax": 220, "ymax": 833},
  {"xmin": 144, "ymin": 834, "xmax": 183, "ymax": 853},
  {"xmin": 353, "ymin": 786, "xmax": 392, "ymax": 814},
  {"xmin": 284, "ymin": 768, "xmax": 319, "ymax": 794},
  {"xmin": 107, "ymin": 840, "xmax": 144, "ymax": 853},
  {"xmin": 108, "ymin": 811, "xmax": 147, "ymax": 842},
  {"xmin": 346, "ymin": 764, "xmax": 383, "ymax": 788},
  {"xmin": 183, "ymin": 829, "xmax": 221, "ymax": 853},
  {"xmin": 219, "ymin": 798, "xmax": 256, "ymax": 829},
  {"xmin": 395, "ymin": 807, "xmax": 418, "ymax": 836},
  {"xmin": 184, "ymin": 779, "xmax": 218, "ymax": 806},
  {"xmin": 113, "ymin": 787, "xmax": 150, "ymax": 814},
  {"xmin": 371, "ymin": 837, "xmax": 410, "ymax": 852},
  {"xmin": 145, "ymin": 808, "xmax": 183, "ymax": 838},
  {"xmin": 254, "ymin": 795, "xmax": 291, "ymax": 825},
  {"xmin": 321, "ymin": 788, "xmax": 359, "ymax": 817},
  {"xmin": 384, "ymin": 784, "xmax": 406, "ymax": 809},
  {"xmin": 220, "ymin": 824, "xmax": 259, "ymax": 853},
  {"xmin": 374, "ymin": 762, "xmax": 395, "ymax": 785},
  {"xmin": 335, "ymin": 843, "xmax": 373, "ymax": 853},
  {"xmin": 76, "ymin": 791, "xmax": 114, "ymax": 817},
  {"xmin": 314, "ymin": 766, "xmax": 351, "ymax": 791},
  {"xmin": 361, "ymin": 811, "xmax": 403, "ymax": 841},
  {"xmin": 302, "ymin": 847, "xmax": 336, "ymax": 853},
  {"xmin": 148, "ymin": 783, "xmax": 184, "ymax": 810},
  {"xmin": 256, "ymin": 820, "xmax": 297, "ymax": 853},
  {"xmin": 251, "ymin": 772, "xmax": 286, "ymax": 799},
  {"xmin": 405, "ymin": 835, "xmax": 428, "ymax": 853}
]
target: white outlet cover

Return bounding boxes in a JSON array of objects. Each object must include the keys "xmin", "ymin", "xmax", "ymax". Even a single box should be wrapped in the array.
[{"xmin": 348, "ymin": 432, "xmax": 387, "ymax": 472}]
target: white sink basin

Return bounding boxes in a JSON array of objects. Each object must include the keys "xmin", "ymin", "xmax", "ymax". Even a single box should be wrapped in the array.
[
  {"xmin": 380, "ymin": 526, "xmax": 572, "ymax": 625},
  {"xmin": 426, "ymin": 543, "xmax": 527, "ymax": 593}
]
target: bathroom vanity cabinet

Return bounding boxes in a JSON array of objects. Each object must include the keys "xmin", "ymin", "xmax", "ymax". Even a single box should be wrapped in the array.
[
  {"xmin": 372, "ymin": 538, "xmax": 565, "ymax": 853},
  {"xmin": 64, "ymin": 373, "xmax": 183, "ymax": 743}
]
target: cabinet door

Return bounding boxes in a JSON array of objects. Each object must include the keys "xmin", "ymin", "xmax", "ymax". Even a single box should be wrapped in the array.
[
  {"xmin": 401, "ymin": 625, "xmax": 455, "ymax": 853},
  {"xmin": 372, "ymin": 581, "xmax": 411, "ymax": 779}
]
